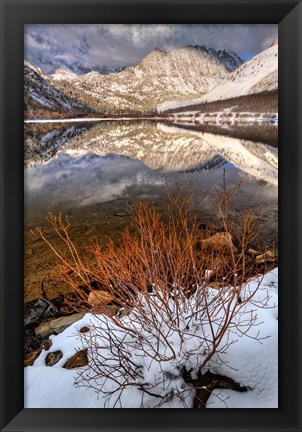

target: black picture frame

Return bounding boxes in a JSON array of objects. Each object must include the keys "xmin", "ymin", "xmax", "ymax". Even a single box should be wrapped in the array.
[{"xmin": 1, "ymin": 0, "xmax": 301, "ymax": 430}]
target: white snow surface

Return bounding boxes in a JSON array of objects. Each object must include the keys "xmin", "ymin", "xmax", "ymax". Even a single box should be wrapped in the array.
[
  {"xmin": 50, "ymin": 65, "xmax": 79, "ymax": 80},
  {"xmin": 208, "ymin": 269, "xmax": 278, "ymax": 408},
  {"xmin": 25, "ymin": 268, "xmax": 278, "ymax": 408},
  {"xmin": 24, "ymin": 117, "xmax": 152, "ymax": 124},
  {"xmin": 158, "ymin": 44, "xmax": 278, "ymax": 112}
]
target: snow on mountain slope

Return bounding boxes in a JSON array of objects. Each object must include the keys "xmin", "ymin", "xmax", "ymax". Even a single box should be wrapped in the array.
[
  {"xmin": 24, "ymin": 62, "xmax": 92, "ymax": 116},
  {"xmin": 24, "ymin": 60, "xmax": 48, "ymax": 79},
  {"xmin": 48, "ymin": 47, "xmax": 231, "ymax": 113},
  {"xmin": 27, "ymin": 57, "xmax": 125, "ymax": 76},
  {"xmin": 158, "ymin": 43, "xmax": 278, "ymax": 112},
  {"xmin": 47, "ymin": 64, "xmax": 125, "ymax": 80},
  {"xmin": 49, "ymin": 65, "xmax": 79, "ymax": 80}
]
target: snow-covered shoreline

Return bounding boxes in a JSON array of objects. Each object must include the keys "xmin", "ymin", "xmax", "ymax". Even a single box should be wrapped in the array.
[
  {"xmin": 24, "ymin": 117, "xmax": 164, "ymax": 124},
  {"xmin": 24, "ymin": 111, "xmax": 278, "ymax": 126},
  {"xmin": 164, "ymin": 111, "xmax": 278, "ymax": 126}
]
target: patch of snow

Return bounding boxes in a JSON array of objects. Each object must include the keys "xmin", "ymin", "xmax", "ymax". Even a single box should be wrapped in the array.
[
  {"xmin": 24, "ymin": 118, "xmax": 151, "ymax": 124},
  {"xmin": 208, "ymin": 269, "xmax": 278, "ymax": 408}
]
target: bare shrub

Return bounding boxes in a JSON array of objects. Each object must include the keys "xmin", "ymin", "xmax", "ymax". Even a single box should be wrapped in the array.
[{"xmin": 32, "ymin": 180, "xmax": 272, "ymax": 408}]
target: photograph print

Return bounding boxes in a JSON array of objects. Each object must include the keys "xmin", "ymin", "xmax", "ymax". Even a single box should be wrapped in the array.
[{"xmin": 24, "ymin": 24, "xmax": 278, "ymax": 409}]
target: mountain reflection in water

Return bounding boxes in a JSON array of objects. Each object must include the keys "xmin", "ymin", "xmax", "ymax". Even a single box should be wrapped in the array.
[
  {"xmin": 24, "ymin": 120, "xmax": 278, "ymax": 301},
  {"xmin": 25, "ymin": 120, "xmax": 277, "ymax": 211}
]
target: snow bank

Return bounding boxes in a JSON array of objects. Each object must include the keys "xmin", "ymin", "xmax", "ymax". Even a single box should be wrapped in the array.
[
  {"xmin": 24, "ymin": 367, "xmax": 104, "ymax": 408},
  {"xmin": 25, "ymin": 269, "xmax": 278, "ymax": 408},
  {"xmin": 208, "ymin": 269, "xmax": 278, "ymax": 408},
  {"xmin": 24, "ymin": 118, "xmax": 146, "ymax": 124}
]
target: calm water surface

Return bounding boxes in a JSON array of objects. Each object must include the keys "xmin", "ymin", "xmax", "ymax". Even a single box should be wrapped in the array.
[{"xmin": 24, "ymin": 121, "xmax": 278, "ymax": 301}]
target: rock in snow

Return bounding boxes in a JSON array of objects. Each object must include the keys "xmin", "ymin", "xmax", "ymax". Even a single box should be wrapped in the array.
[
  {"xmin": 45, "ymin": 351, "xmax": 63, "ymax": 366},
  {"xmin": 34, "ymin": 314, "xmax": 84, "ymax": 339}
]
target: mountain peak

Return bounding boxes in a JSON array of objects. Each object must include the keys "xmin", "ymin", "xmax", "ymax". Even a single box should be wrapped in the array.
[
  {"xmin": 138, "ymin": 45, "xmax": 228, "ymax": 79},
  {"xmin": 186, "ymin": 45, "xmax": 244, "ymax": 72},
  {"xmin": 49, "ymin": 64, "xmax": 79, "ymax": 79},
  {"xmin": 24, "ymin": 60, "xmax": 46, "ymax": 77},
  {"xmin": 154, "ymin": 47, "xmax": 165, "ymax": 53}
]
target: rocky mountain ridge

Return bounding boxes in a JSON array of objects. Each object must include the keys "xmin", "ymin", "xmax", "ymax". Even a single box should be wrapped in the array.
[
  {"xmin": 24, "ymin": 62, "xmax": 93, "ymax": 117},
  {"xmin": 48, "ymin": 64, "xmax": 125, "ymax": 80},
  {"xmin": 186, "ymin": 45, "xmax": 243, "ymax": 71},
  {"xmin": 159, "ymin": 43, "xmax": 278, "ymax": 112},
  {"xmin": 44, "ymin": 46, "xmax": 240, "ymax": 113},
  {"xmin": 24, "ymin": 43, "xmax": 277, "ymax": 117}
]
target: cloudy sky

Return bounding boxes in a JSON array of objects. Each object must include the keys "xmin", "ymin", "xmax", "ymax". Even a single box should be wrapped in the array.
[{"xmin": 25, "ymin": 24, "xmax": 278, "ymax": 71}]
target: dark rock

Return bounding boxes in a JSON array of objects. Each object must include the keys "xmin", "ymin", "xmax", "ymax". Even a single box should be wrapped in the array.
[
  {"xmin": 45, "ymin": 350, "xmax": 63, "ymax": 366},
  {"xmin": 184, "ymin": 369, "xmax": 248, "ymax": 408},
  {"xmin": 24, "ymin": 299, "xmax": 56, "ymax": 327},
  {"xmin": 41, "ymin": 339, "xmax": 53, "ymax": 351},
  {"xmin": 24, "ymin": 62, "xmax": 90, "ymax": 116}
]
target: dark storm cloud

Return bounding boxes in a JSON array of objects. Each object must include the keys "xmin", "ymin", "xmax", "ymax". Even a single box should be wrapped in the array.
[{"xmin": 24, "ymin": 24, "xmax": 278, "ymax": 69}]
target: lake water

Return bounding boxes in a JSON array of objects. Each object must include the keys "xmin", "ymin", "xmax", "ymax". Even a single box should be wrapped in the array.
[{"xmin": 24, "ymin": 120, "xmax": 278, "ymax": 301}]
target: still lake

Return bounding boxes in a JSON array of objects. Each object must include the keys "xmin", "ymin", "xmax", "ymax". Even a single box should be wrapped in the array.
[{"xmin": 24, "ymin": 120, "xmax": 278, "ymax": 301}]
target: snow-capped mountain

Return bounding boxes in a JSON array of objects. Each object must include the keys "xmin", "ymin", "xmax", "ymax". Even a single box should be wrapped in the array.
[
  {"xmin": 159, "ymin": 43, "xmax": 278, "ymax": 112},
  {"xmin": 48, "ymin": 65, "xmax": 79, "ymax": 80},
  {"xmin": 24, "ymin": 62, "xmax": 93, "ymax": 117},
  {"xmin": 48, "ymin": 63, "xmax": 125, "ymax": 80},
  {"xmin": 24, "ymin": 60, "xmax": 48, "ymax": 79},
  {"xmin": 48, "ymin": 46, "xmax": 232, "ymax": 113},
  {"xmin": 25, "ymin": 43, "xmax": 274, "ymax": 116},
  {"xmin": 25, "ymin": 55, "xmax": 125, "ymax": 76},
  {"xmin": 186, "ymin": 45, "xmax": 244, "ymax": 72}
]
